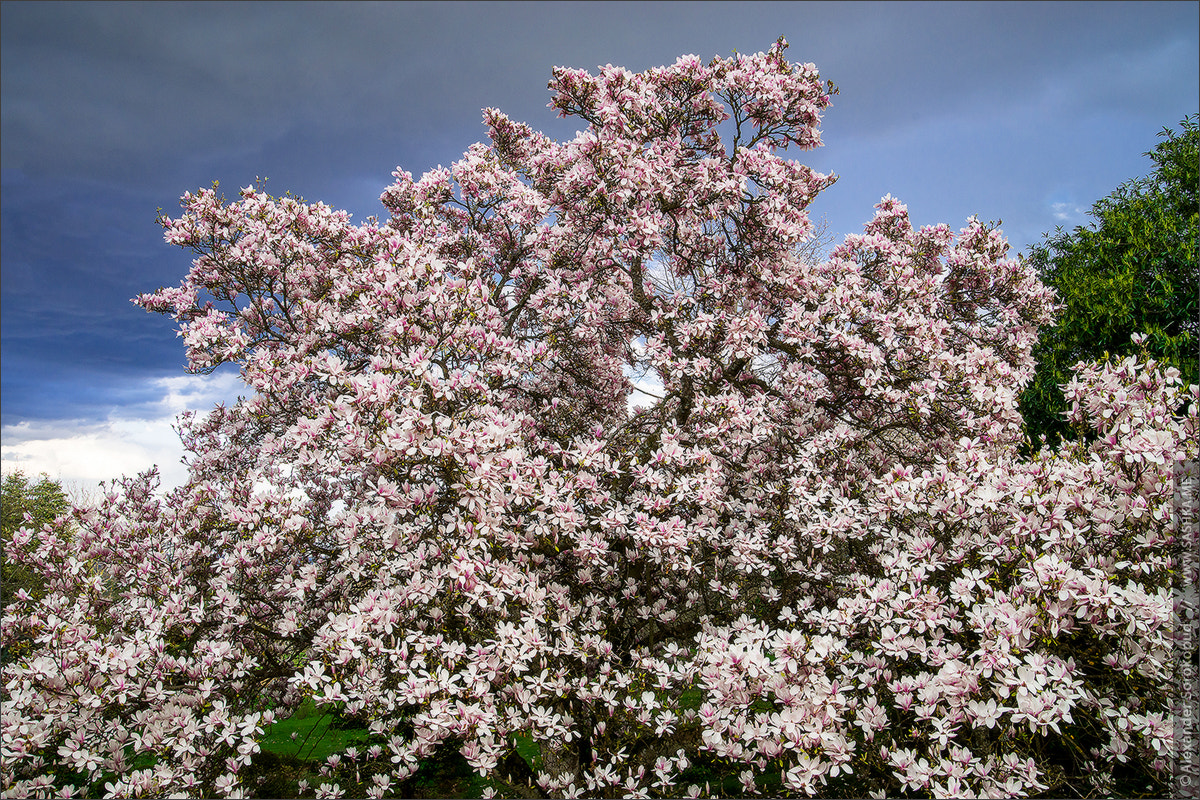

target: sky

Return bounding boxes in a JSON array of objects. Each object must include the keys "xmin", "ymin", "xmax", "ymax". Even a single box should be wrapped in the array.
[{"xmin": 2, "ymin": 1, "xmax": 1197, "ymax": 494}]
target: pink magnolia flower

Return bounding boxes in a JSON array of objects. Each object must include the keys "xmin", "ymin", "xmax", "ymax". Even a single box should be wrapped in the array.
[{"xmin": 3, "ymin": 36, "xmax": 1194, "ymax": 800}]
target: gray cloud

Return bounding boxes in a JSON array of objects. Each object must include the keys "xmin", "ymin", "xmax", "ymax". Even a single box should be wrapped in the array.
[
  {"xmin": 2, "ymin": 0, "xmax": 1196, "ymax": 432},
  {"xmin": 7, "ymin": 2, "xmax": 1191, "ymax": 181}
]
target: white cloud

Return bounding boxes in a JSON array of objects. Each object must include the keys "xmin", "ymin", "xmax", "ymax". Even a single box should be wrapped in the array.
[
  {"xmin": 1051, "ymin": 201, "xmax": 1087, "ymax": 222},
  {"xmin": 625, "ymin": 336, "xmax": 665, "ymax": 412},
  {"xmin": 628, "ymin": 372, "xmax": 665, "ymax": 412},
  {"xmin": 1, "ymin": 373, "xmax": 244, "ymax": 496}
]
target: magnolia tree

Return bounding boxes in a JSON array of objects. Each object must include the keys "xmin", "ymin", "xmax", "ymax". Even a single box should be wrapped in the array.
[{"xmin": 3, "ymin": 40, "xmax": 1197, "ymax": 800}]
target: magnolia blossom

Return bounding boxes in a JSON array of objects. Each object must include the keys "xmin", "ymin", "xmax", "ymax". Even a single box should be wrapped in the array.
[{"xmin": 3, "ymin": 38, "xmax": 1196, "ymax": 800}]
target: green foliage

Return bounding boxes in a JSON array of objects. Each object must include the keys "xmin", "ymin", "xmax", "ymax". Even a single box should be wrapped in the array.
[
  {"xmin": 1, "ymin": 470, "xmax": 71, "ymax": 608},
  {"xmin": 1020, "ymin": 113, "xmax": 1199, "ymax": 450},
  {"xmin": 2, "ymin": 470, "xmax": 73, "ymax": 667}
]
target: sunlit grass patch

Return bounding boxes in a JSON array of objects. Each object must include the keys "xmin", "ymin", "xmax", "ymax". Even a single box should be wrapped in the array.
[{"xmin": 258, "ymin": 698, "xmax": 369, "ymax": 764}]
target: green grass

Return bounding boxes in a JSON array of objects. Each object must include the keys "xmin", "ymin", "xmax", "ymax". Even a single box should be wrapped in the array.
[
  {"xmin": 258, "ymin": 699, "xmax": 370, "ymax": 764},
  {"xmin": 511, "ymin": 732, "xmax": 541, "ymax": 771},
  {"xmin": 253, "ymin": 701, "xmax": 505, "ymax": 798},
  {"xmin": 238, "ymin": 700, "xmax": 375, "ymax": 797}
]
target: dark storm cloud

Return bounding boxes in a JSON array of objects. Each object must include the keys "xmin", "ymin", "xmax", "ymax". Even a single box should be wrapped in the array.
[
  {"xmin": 2, "ymin": 2, "xmax": 484, "ymax": 189},
  {"xmin": 7, "ymin": 2, "xmax": 1189, "ymax": 184},
  {"xmin": 2, "ymin": 1, "xmax": 1197, "ymax": 437},
  {"xmin": 5, "ymin": 3, "xmax": 1196, "ymax": 202}
]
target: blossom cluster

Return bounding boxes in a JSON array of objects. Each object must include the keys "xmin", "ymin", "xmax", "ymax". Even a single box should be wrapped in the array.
[{"xmin": 3, "ymin": 38, "xmax": 1196, "ymax": 799}]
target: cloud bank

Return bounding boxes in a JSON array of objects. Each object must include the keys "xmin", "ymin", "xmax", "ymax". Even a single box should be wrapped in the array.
[{"xmin": 1, "ymin": 372, "xmax": 243, "ymax": 493}]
